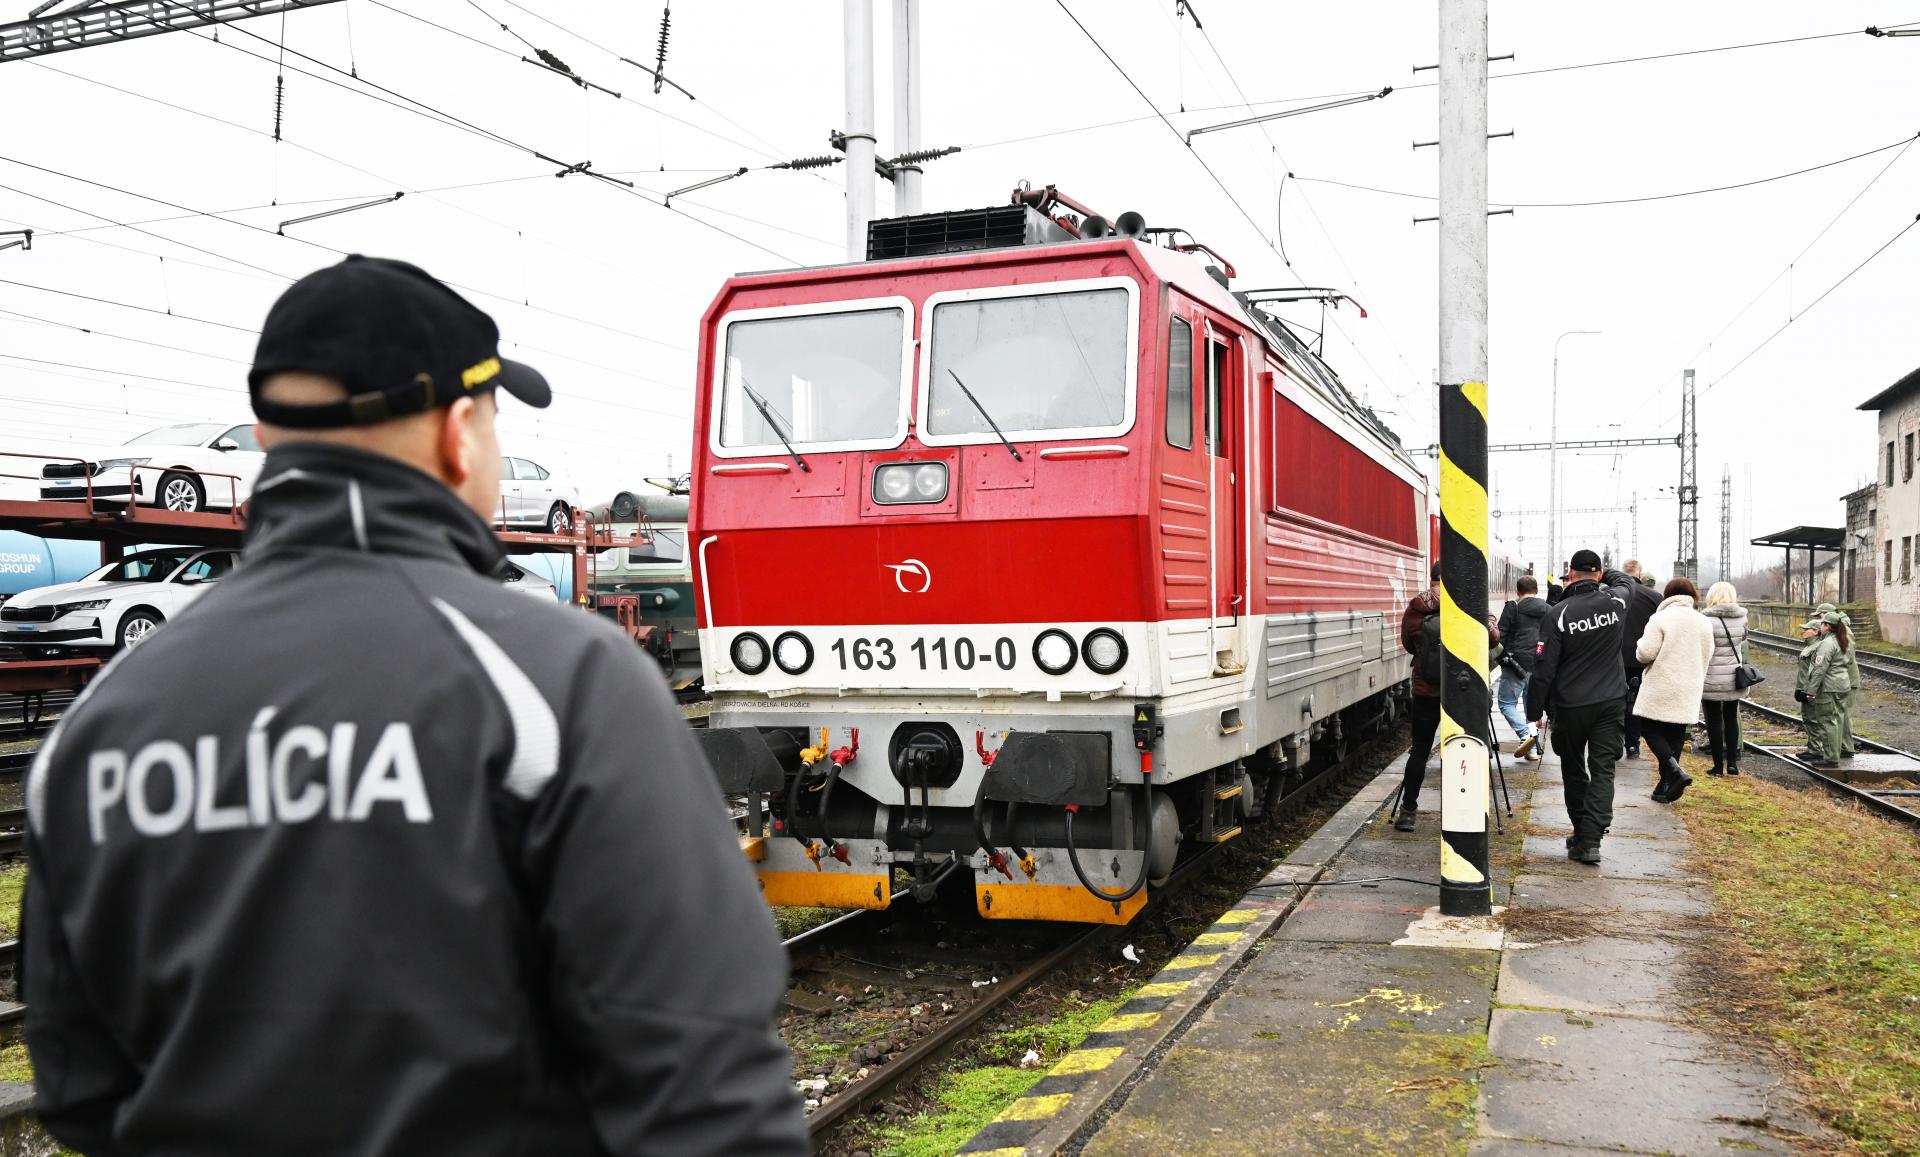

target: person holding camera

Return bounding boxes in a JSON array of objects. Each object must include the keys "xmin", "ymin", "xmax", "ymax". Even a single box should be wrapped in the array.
[{"xmin": 1496, "ymin": 575, "xmax": 1550, "ymax": 760}]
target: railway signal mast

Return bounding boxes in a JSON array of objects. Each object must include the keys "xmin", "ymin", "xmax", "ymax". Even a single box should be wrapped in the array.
[{"xmin": 1436, "ymin": 0, "xmax": 1494, "ymax": 916}]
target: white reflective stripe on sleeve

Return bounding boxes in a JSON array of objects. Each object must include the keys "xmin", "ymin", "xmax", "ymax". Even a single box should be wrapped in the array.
[
  {"xmin": 347, "ymin": 479, "xmax": 371, "ymax": 552},
  {"xmin": 431, "ymin": 598, "xmax": 560, "ymax": 800}
]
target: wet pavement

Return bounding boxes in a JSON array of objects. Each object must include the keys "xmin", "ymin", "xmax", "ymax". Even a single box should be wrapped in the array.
[{"xmin": 961, "ymin": 702, "xmax": 1837, "ymax": 1156}]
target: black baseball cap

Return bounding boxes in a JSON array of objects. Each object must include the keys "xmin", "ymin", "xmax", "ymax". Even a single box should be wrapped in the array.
[
  {"xmin": 1569, "ymin": 548, "xmax": 1604, "ymax": 572},
  {"xmin": 248, "ymin": 255, "xmax": 551, "ymax": 428}
]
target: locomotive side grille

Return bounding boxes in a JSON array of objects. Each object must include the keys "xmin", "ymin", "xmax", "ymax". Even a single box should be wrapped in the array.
[{"xmin": 867, "ymin": 204, "xmax": 1071, "ymax": 261}]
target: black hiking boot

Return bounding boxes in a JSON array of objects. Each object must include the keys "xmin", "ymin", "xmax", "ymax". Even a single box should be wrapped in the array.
[
  {"xmin": 1570, "ymin": 842, "xmax": 1602, "ymax": 864},
  {"xmin": 1394, "ymin": 806, "xmax": 1417, "ymax": 832}
]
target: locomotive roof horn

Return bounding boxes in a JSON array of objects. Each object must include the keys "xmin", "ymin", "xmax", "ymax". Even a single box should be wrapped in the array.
[
  {"xmin": 1114, "ymin": 211, "xmax": 1147, "ymax": 238},
  {"xmin": 1081, "ymin": 215, "xmax": 1111, "ymax": 239}
]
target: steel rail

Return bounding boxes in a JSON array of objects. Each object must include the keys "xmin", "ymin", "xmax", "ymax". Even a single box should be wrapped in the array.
[
  {"xmin": 1745, "ymin": 631, "xmax": 1920, "ymax": 688},
  {"xmin": 1736, "ymin": 699, "xmax": 1920, "ymax": 827},
  {"xmin": 802, "ymin": 750, "xmax": 1364, "ymax": 1140}
]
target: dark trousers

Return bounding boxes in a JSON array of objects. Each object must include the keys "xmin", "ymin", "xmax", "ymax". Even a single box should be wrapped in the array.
[
  {"xmin": 1622, "ymin": 674, "xmax": 1643, "ymax": 751},
  {"xmin": 1702, "ymin": 700, "xmax": 1741, "ymax": 770},
  {"xmin": 1400, "ymin": 694, "xmax": 1441, "ymax": 808},
  {"xmin": 1550, "ymin": 699, "xmax": 1623, "ymax": 843},
  {"xmin": 1637, "ymin": 717, "xmax": 1687, "ymax": 771}
]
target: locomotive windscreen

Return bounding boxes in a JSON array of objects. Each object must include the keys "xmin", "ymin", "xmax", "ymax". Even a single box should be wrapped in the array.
[
  {"xmin": 924, "ymin": 286, "xmax": 1133, "ymax": 438},
  {"xmin": 717, "ymin": 305, "xmax": 907, "ymax": 451}
]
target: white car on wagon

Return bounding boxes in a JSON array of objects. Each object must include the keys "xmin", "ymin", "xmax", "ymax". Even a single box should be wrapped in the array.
[
  {"xmin": 0, "ymin": 546, "xmax": 238, "ymax": 654},
  {"xmin": 498, "ymin": 456, "xmax": 582, "ymax": 534},
  {"xmin": 39, "ymin": 421, "xmax": 265, "ymax": 513}
]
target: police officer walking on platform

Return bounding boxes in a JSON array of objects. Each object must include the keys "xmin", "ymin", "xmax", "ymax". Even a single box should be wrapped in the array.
[
  {"xmin": 1526, "ymin": 548, "xmax": 1637, "ymax": 864},
  {"xmin": 23, "ymin": 256, "xmax": 807, "ymax": 1156}
]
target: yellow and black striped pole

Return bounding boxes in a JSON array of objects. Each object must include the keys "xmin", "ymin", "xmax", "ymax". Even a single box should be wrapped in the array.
[{"xmin": 1436, "ymin": 0, "xmax": 1492, "ymax": 917}]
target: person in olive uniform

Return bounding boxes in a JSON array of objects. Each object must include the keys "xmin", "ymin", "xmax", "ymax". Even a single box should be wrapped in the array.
[
  {"xmin": 1814, "ymin": 602, "xmax": 1860, "ymax": 758},
  {"xmin": 1794, "ymin": 612, "xmax": 1853, "ymax": 769}
]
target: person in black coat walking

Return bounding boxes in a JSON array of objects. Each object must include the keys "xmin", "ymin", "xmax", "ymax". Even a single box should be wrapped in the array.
[
  {"xmin": 1495, "ymin": 576, "xmax": 1550, "ymax": 760},
  {"xmin": 1618, "ymin": 559, "xmax": 1662, "ymax": 758}
]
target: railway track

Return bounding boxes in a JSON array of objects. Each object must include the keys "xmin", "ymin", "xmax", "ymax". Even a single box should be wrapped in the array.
[
  {"xmin": 1746, "ymin": 630, "xmax": 1920, "ymax": 691},
  {"xmin": 1736, "ymin": 699, "xmax": 1920, "ymax": 827},
  {"xmin": 0, "ymin": 690, "xmax": 72, "ymax": 744},
  {"xmin": 794, "ymin": 743, "xmax": 1379, "ymax": 1142}
]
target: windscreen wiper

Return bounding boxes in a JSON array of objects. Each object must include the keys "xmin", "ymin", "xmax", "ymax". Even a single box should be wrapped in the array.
[
  {"xmin": 946, "ymin": 369, "xmax": 1022, "ymax": 461},
  {"xmin": 738, "ymin": 377, "xmax": 810, "ymax": 473}
]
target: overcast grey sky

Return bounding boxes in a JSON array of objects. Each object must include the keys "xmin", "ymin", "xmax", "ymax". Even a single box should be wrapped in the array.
[{"xmin": 2, "ymin": 0, "xmax": 1916, "ymax": 575}]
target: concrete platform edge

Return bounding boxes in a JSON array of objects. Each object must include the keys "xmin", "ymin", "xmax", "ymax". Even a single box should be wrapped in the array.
[{"xmin": 954, "ymin": 754, "xmax": 1406, "ymax": 1157}]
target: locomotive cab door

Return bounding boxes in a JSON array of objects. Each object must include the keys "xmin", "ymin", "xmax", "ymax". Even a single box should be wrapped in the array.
[{"xmin": 1203, "ymin": 320, "xmax": 1246, "ymax": 675}]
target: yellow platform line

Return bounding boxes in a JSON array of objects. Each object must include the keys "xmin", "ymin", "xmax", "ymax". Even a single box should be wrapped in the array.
[
  {"xmin": 1052, "ymin": 1046, "xmax": 1125, "ymax": 1075},
  {"xmin": 1215, "ymin": 908, "xmax": 1259, "ymax": 924},
  {"xmin": 1162, "ymin": 952, "xmax": 1223, "ymax": 971},
  {"xmin": 1135, "ymin": 979, "xmax": 1193, "ymax": 998},
  {"xmin": 996, "ymin": 1093, "xmax": 1073, "ymax": 1122},
  {"xmin": 1192, "ymin": 930, "xmax": 1243, "ymax": 946},
  {"xmin": 1095, "ymin": 1011, "xmax": 1161, "ymax": 1032}
]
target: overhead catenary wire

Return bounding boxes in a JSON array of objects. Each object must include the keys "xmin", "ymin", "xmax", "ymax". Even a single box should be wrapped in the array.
[
  {"xmin": 1292, "ymin": 131, "xmax": 1920, "ymax": 209},
  {"xmin": 1697, "ymin": 212, "xmax": 1920, "ymax": 401},
  {"xmin": 1623, "ymin": 131, "xmax": 1920, "ymax": 422},
  {"xmin": 157, "ymin": 12, "xmax": 810, "ymax": 262},
  {"xmin": 0, "ymin": 153, "xmax": 699, "ymax": 353},
  {"xmin": 964, "ymin": 17, "xmax": 1920, "ymax": 156},
  {"xmin": 1049, "ymin": 0, "xmax": 1418, "ymax": 422},
  {"xmin": 21, "ymin": 64, "xmax": 745, "ymax": 303}
]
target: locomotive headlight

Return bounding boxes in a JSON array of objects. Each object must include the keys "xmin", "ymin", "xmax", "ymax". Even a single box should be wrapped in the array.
[
  {"xmin": 773, "ymin": 630, "xmax": 814, "ymax": 675},
  {"xmin": 873, "ymin": 462, "xmax": 948, "ymax": 505},
  {"xmin": 1082, "ymin": 628, "xmax": 1128, "ymax": 674},
  {"xmin": 878, "ymin": 467, "xmax": 913, "ymax": 501},
  {"xmin": 1033, "ymin": 628, "xmax": 1078, "ymax": 675},
  {"xmin": 731, "ymin": 632, "xmax": 770, "ymax": 675},
  {"xmin": 913, "ymin": 463, "xmax": 947, "ymax": 499}
]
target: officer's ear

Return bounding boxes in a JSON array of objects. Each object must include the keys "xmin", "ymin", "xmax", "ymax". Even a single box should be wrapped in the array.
[{"xmin": 436, "ymin": 394, "xmax": 502, "ymax": 520}]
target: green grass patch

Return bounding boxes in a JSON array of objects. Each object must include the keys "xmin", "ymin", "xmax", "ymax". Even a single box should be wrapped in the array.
[
  {"xmin": 771, "ymin": 907, "xmax": 841, "ymax": 939},
  {"xmin": 1679, "ymin": 774, "xmax": 1920, "ymax": 1155},
  {"xmin": 0, "ymin": 1040, "xmax": 29, "ymax": 1084},
  {"xmin": 0, "ymin": 863, "xmax": 24, "ymax": 941},
  {"xmin": 868, "ymin": 988, "xmax": 1136, "ymax": 1157}
]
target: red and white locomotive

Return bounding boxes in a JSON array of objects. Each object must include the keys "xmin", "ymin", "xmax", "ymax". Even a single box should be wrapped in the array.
[{"xmin": 691, "ymin": 186, "xmax": 1429, "ymax": 923}]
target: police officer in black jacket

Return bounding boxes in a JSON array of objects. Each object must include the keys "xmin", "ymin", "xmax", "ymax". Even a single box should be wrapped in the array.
[
  {"xmin": 1525, "ymin": 548, "xmax": 1637, "ymax": 864},
  {"xmin": 23, "ymin": 256, "xmax": 807, "ymax": 1156}
]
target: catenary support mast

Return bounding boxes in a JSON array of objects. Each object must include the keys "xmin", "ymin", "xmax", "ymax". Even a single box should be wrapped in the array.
[
  {"xmin": 1436, "ymin": 0, "xmax": 1493, "ymax": 917},
  {"xmin": 843, "ymin": 0, "xmax": 877, "ymax": 259},
  {"xmin": 1675, "ymin": 368, "xmax": 1699, "ymax": 581},
  {"xmin": 890, "ymin": 0, "xmax": 922, "ymax": 215}
]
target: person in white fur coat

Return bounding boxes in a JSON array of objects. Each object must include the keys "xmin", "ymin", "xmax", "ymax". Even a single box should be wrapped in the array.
[{"xmin": 1631, "ymin": 576, "xmax": 1715, "ymax": 804}]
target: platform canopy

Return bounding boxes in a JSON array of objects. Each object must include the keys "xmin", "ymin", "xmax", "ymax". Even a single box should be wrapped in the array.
[
  {"xmin": 1751, "ymin": 526, "xmax": 1845, "ymax": 607},
  {"xmin": 1749, "ymin": 526, "xmax": 1845, "ymax": 552}
]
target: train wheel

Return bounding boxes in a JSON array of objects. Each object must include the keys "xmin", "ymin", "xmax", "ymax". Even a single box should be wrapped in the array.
[{"xmin": 1146, "ymin": 789, "xmax": 1180, "ymax": 886}]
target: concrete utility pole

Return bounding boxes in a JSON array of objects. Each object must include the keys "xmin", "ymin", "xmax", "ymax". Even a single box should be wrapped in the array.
[
  {"xmin": 1436, "ymin": 0, "xmax": 1492, "ymax": 918},
  {"xmin": 843, "ymin": 0, "xmax": 877, "ymax": 259},
  {"xmin": 890, "ymin": 0, "xmax": 922, "ymax": 215}
]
